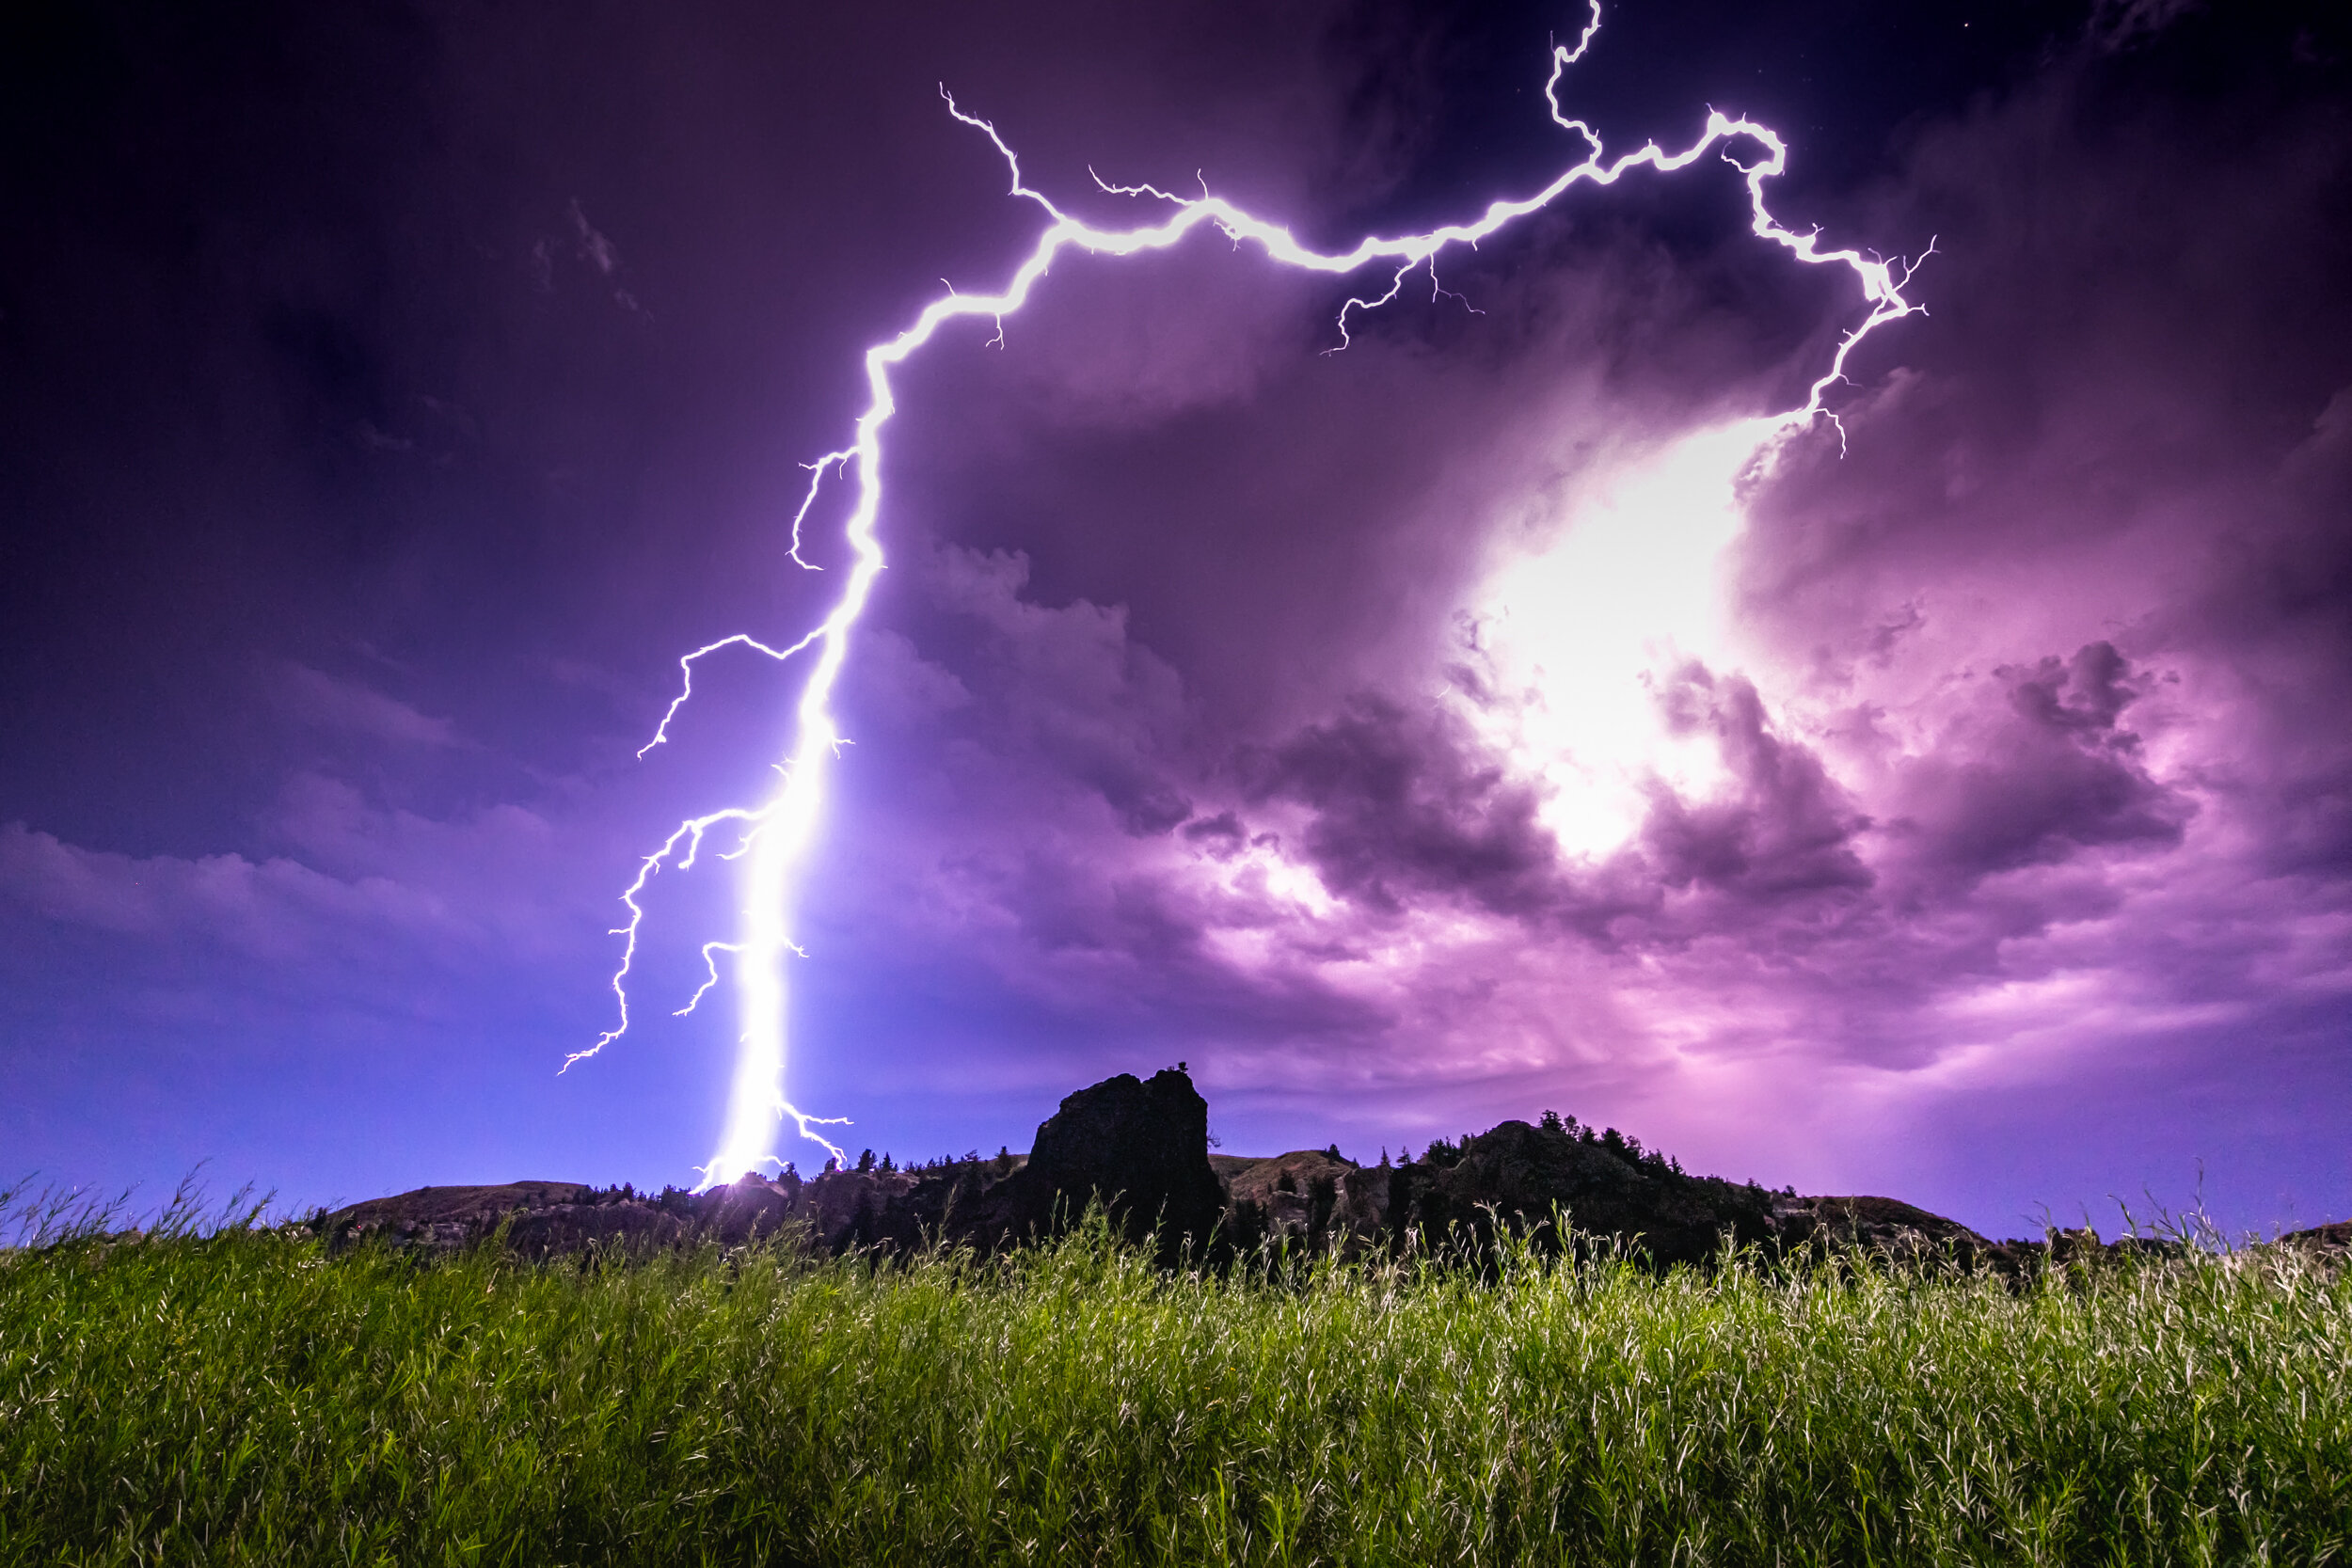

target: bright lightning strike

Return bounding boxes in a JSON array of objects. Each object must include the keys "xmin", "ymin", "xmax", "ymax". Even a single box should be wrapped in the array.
[{"xmin": 586, "ymin": 0, "xmax": 1928, "ymax": 1190}]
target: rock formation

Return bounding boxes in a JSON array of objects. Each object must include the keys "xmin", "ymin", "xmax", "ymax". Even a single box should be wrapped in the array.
[
  {"xmin": 321, "ymin": 1067, "xmax": 1226, "ymax": 1263},
  {"xmin": 970, "ymin": 1068, "xmax": 1226, "ymax": 1259},
  {"xmin": 321, "ymin": 1069, "xmax": 2241, "ymax": 1277}
]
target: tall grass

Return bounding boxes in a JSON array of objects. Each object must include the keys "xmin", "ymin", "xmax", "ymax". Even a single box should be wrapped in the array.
[{"xmin": 2, "ymin": 1194, "xmax": 2346, "ymax": 1565}]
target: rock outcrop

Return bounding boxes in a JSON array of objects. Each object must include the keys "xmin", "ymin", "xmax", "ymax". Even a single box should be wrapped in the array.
[
  {"xmin": 969, "ymin": 1068, "xmax": 1225, "ymax": 1259},
  {"xmin": 326, "ymin": 1073, "xmax": 2218, "ymax": 1279},
  {"xmin": 320, "ymin": 1067, "xmax": 1225, "ymax": 1262}
]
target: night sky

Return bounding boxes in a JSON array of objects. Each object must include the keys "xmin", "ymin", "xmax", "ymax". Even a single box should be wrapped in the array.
[{"xmin": 5, "ymin": 0, "xmax": 2348, "ymax": 1237}]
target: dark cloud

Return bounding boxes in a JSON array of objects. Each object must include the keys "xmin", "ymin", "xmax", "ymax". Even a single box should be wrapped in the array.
[
  {"xmin": 1641, "ymin": 666, "xmax": 1872, "ymax": 904},
  {"xmin": 1249, "ymin": 695, "xmax": 1561, "ymax": 918},
  {"xmin": 1883, "ymin": 643, "xmax": 2192, "ymax": 887}
]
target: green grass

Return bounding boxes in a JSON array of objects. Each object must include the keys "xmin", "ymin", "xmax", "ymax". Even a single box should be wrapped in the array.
[{"xmin": 3, "ymin": 1195, "xmax": 2347, "ymax": 1566}]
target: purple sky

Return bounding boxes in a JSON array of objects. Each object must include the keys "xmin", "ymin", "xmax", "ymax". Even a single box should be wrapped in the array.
[{"xmin": 4, "ymin": 0, "xmax": 2347, "ymax": 1237}]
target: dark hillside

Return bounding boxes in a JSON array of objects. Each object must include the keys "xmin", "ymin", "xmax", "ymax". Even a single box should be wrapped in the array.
[{"xmin": 324, "ymin": 1071, "xmax": 2185, "ymax": 1272}]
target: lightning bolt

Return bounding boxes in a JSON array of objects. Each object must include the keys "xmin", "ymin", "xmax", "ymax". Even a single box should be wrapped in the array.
[{"xmin": 586, "ymin": 0, "xmax": 1929, "ymax": 1190}]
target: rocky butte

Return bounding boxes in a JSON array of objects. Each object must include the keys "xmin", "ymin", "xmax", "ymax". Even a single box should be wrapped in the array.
[{"xmin": 318, "ymin": 1068, "xmax": 2344, "ymax": 1271}]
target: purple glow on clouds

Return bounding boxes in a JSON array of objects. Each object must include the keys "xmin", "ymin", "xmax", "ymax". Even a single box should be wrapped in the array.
[{"xmin": 1, "ymin": 0, "xmax": 2345, "ymax": 1235}]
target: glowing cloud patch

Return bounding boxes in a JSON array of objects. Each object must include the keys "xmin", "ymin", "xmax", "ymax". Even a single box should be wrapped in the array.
[{"xmin": 1461, "ymin": 420, "xmax": 1777, "ymax": 860}]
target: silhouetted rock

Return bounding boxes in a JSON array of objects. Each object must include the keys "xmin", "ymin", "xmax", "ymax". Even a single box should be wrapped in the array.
[
  {"xmin": 315, "ymin": 1076, "xmax": 2038, "ymax": 1275},
  {"xmin": 976, "ymin": 1068, "xmax": 1225, "ymax": 1259}
]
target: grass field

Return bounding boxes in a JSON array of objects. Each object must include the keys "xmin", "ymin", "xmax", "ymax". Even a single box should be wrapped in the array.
[{"xmin": 3, "ymin": 1190, "xmax": 2347, "ymax": 1566}]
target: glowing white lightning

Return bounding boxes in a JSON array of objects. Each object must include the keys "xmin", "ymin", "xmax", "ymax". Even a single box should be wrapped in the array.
[{"xmin": 582, "ymin": 0, "xmax": 1928, "ymax": 1189}]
